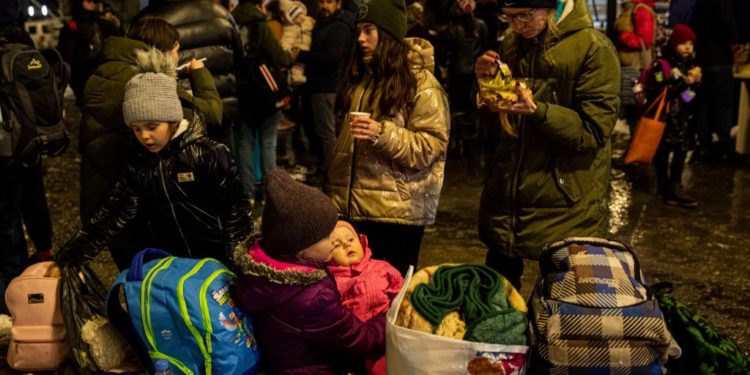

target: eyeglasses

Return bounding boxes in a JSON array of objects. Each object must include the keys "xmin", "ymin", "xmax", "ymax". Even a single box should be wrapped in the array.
[{"xmin": 499, "ymin": 9, "xmax": 537, "ymax": 23}]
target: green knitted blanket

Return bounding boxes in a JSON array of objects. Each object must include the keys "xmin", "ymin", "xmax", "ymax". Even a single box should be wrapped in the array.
[{"xmin": 409, "ymin": 264, "xmax": 527, "ymax": 345}]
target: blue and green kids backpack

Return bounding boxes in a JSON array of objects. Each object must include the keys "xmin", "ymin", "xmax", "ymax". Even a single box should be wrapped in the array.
[{"xmin": 107, "ymin": 248, "xmax": 260, "ymax": 375}]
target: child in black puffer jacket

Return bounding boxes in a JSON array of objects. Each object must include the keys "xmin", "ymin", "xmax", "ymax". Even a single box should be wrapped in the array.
[{"xmin": 56, "ymin": 48, "xmax": 252, "ymax": 266}]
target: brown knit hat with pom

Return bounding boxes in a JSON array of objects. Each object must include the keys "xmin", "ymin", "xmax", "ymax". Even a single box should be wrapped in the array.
[{"xmin": 260, "ymin": 168, "xmax": 338, "ymax": 257}]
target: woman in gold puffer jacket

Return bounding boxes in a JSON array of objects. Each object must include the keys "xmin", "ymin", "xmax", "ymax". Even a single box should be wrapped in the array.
[{"xmin": 326, "ymin": 0, "xmax": 449, "ymax": 275}]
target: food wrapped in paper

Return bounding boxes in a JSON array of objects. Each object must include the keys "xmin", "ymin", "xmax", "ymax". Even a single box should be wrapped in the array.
[{"xmin": 476, "ymin": 62, "xmax": 526, "ymax": 108}]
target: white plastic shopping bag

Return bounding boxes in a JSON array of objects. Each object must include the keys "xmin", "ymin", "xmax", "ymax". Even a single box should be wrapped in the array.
[{"xmin": 386, "ymin": 266, "xmax": 529, "ymax": 375}]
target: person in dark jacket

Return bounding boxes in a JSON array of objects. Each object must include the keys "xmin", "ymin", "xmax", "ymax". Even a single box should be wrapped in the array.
[
  {"xmin": 57, "ymin": 48, "xmax": 250, "ymax": 266},
  {"xmin": 232, "ymin": 168, "xmax": 385, "ymax": 374},
  {"xmin": 474, "ymin": 0, "xmax": 619, "ymax": 289},
  {"xmin": 56, "ymin": 0, "xmax": 122, "ymax": 106},
  {"xmin": 439, "ymin": 0, "xmax": 488, "ymax": 167},
  {"xmin": 299, "ymin": 0, "xmax": 354, "ymax": 167},
  {"xmin": 133, "ymin": 0, "xmax": 243, "ymax": 143},
  {"xmin": 80, "ymin": 18, "xmax": 223, "ymax": 270},
  {"xmin": 0, "ymin": 0, "xmax": 50, "ymax": 314},
  {"xmin": 691, "ymin": 0, "xmax": 738, "ymax": 162},
  {"xmin": 233, "ymin": 0, "xmax": 294, "ymax": 201},
  {"xmin": 442, "ymin": 0, "xmax": 488, "ymax": 108}
]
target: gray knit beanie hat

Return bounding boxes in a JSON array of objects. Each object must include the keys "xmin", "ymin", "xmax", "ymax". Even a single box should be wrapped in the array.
[
  {"xmin": 260, "ymin": 168, "xmax": 338, "ymax": 257},
  {"xmin": 122, "ymin": 48, "xmax": 182, "ymax": 125}
]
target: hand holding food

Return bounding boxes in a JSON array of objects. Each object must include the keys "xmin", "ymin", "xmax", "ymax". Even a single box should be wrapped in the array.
[{"xmin": 476, "ymin": 61, "xmax": 527, "ymax": 111}]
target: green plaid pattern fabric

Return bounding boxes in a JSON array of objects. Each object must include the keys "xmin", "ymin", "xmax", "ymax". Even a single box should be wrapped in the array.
[{"xmin": 530, "ymin": 237, "xmax": 679, "ymax": 374}]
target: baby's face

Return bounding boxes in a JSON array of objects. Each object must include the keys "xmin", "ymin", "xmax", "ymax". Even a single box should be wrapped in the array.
[{"xmin": 330, "ymin": 227, "xmax": 364, "ymax": 266}]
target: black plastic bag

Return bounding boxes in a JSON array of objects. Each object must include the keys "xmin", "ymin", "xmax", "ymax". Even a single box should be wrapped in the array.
[{"xmin": 59, "ymin": 263, "xmax": 108, "ymax": 371}]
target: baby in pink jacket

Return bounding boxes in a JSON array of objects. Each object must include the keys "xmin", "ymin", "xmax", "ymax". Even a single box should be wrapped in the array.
[
  {"xmin": 328, "ymin": 221, "xmax": 403, "ymax": 374},
  {"xmin": 328, "ymin": 221, "xmax": 404, "ymax": 322}
]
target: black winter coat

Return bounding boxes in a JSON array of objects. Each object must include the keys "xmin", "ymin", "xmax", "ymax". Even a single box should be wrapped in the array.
[
  {"xmin": 692, "ymin": 0, "xmax": 738, "ymax": 66},
  {"xmin": 59, "ymin": 112, "xmax": 252, "ymax": 265},
  {"xmin": 645, "ymin": 54, "xmax": 698, "ymax": 151},
  {"xmin": 440, "ymin": 14, "xmax": 488, "ymax": 77},
  {"xmin": 133, "ymin": 0, "xmax": 243, "ymax": 138},
  {"xmin": 298, "ymin": 9, "xmax": 355, "ymax": 94},
  {"xmin": 56, "ymin": 10, "xmax": 122, "ymax": 104}
]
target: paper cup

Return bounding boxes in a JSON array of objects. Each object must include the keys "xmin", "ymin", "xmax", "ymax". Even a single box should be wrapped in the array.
[{"xmin": 350, "ymin": 112, "xmax": 371, "ymax": 142}]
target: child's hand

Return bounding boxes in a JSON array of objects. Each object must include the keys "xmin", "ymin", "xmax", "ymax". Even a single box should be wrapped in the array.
[
  {"xmin": 45, "ymin": 264, "xmax": 61, "ymax": 278},
  {"xmin": 686, "ymin": 66, "xmax": 702, "ymax": 84},
  {"xmin": 187, "ymin": 58, "xmax": 205, "ymax": 72}
]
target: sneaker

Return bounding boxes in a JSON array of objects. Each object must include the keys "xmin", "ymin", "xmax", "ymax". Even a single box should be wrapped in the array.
[
  {"xmin": 287, "ymin": 164, "xmax": 309, "ymax": 175},
  {"xmin": 278, "ymin": 116, "xmax": 296, "ymax": 131},
  {"xmin": 665, "ymin": 182, "xmax": 698, "ymax": 208},
  {"xmin": 289, "ymin": 172, "xmax": 307, "ymax": 182},
  {"xmin": 655, "ymin": 183, "xmax": 666, "ymax": 201}
]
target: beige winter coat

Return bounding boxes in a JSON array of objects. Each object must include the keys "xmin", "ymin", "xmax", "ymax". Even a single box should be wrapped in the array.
[{"xmin": 326, "ymin": 38, "xmax": 450, "ymax": 226}]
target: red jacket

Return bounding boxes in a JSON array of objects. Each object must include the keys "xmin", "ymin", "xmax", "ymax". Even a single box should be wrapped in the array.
[
  {"xmin": 619, "ymin": 0, "xmax": 656, "ymax": 49},
  {"xmin": 327, "ymin": 235, "xmax": 404, "ymax": 321}
]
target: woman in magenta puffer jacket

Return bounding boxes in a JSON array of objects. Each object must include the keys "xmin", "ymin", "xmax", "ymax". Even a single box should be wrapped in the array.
[{"xmin": 232, "ymin": 169, "xmax": 385, "ymax": 374}]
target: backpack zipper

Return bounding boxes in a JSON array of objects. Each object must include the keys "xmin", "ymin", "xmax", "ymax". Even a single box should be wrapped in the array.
[
  {"xmin": 199, "ymin": 268, "xmax": 237, "ymax": 357},
  {"xmin": 7, "ymin": 49, "xmax": 36, "ymax": 82},
  {"xmin": 178, "ymin": 259, "xmax": 214, "ymax": 374},
  {"xmin": 141, "ymin": 258, "xmax": 195, "ymax": 375}
]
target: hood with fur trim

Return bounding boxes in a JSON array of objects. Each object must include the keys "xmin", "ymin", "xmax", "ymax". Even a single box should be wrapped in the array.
[{"xmin": 232, "ymin": 240, "xmax": 328, "ymax": 312}]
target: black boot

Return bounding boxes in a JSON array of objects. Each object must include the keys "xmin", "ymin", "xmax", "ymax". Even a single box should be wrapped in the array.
[
  {"xmin": 656, "ymin": 180, "xmax": 667, "ymax": 200},
  {"xmin": 665, "ymin": 182, "xmax": 698, "ymax": 208}
]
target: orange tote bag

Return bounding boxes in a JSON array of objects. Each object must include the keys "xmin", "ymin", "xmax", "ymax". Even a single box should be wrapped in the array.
[{"xmin": 625, "ymin": 88, "xmax": 670, "ymax": 165}]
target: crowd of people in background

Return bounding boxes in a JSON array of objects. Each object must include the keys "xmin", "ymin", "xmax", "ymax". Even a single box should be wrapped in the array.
[{"xmin": 0, "ymin": 0, "xmax": 748, "ymax": 370}]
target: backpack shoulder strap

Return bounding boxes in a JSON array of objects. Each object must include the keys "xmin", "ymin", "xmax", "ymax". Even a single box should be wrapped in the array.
[
  {"xmin": 106, "ymin": 272, "xmax": 156, "ymax": 373},
  {"xmin": 657, "ymin": 58, "xmax": 671, "ymax": 80}
]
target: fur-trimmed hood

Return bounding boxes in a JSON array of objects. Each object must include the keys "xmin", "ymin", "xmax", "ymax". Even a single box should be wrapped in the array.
[{"xmin": 232, "ymin": 239, "xmax": 328, "ymax": 312}]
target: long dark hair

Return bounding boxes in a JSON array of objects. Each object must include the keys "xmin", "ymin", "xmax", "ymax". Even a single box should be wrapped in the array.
[{"xmin": 339, "ymin": 29, "xmax": 419, "ymax": 117}]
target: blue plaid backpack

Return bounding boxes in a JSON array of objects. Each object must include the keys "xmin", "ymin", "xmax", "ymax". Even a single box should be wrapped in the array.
[
  {"xmin": 529, "ymin": 238, "xmax": 680, "ymax": 374},
  {"xmin": 107, "ymin": 248, "xmax": 260, "ymax": 375}
]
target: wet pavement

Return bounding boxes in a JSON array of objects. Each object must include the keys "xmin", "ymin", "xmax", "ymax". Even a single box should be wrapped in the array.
[{"xmin": 5, "ymin": 101, "xmax": 747, "ymax": 374}]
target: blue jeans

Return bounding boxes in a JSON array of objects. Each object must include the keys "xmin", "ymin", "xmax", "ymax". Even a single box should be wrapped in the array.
[
  {"xmin": 0, "ymin": 167, "xmax": 32, "ymax": 314},
  {"xmin": 234, "ymin": 110, "xmax": 282, "ymax": 195}
]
